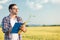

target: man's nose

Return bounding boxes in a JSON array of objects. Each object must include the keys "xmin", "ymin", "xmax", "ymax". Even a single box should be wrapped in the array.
[{"xmin": 16, "ymin": 9, "xmax": 19, "ymax": 12}]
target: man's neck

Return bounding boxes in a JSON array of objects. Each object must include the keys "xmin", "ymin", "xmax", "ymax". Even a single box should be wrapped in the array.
[{"xmin": 10, "ymin": 13, "xmax": 17, "ymax": 19}]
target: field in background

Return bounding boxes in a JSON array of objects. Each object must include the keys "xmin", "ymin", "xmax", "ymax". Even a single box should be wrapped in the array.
[{"xmin": 0, "ymin": 26, "xmax": 60, "ymax": 40}]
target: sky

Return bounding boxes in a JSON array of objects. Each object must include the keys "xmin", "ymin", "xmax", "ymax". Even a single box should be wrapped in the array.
[{"xmin": 0, "ymin": 0, "xmax": 60, "ymax": 25}]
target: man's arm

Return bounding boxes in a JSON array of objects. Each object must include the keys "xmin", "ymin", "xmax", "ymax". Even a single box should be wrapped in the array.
[
  {"xmin": 18, "ymin": 17, "xmax": 27, "ymax": 34},
  {"xmin": 2, "ymin": 17, "xmax": 10, "ymax": 33}
]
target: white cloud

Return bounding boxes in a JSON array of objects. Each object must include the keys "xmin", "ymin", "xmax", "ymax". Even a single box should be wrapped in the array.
[
  {"xmin": 50, "ymin": 0, "xmax": 60, "ymax": 4},
  {"xmin": 29, "ymin": 2, "xmax": 43, "ymax": 10},
  {"xmin": 34, "ymin": 4, "xmax": 43, "ymax": 10},
  {"xmin": 26, "ymin": 0, "xmax": 50, "ymax": 10},
  {"xmin": 44, "ymin": 0, "xmax": 49, "ymax": 3},
  {"xmin": 0, "ymin": 0, "xmax": 11, "ymax": 4},
  {"xmin": 0, "ymin": 5, "xmax": 3, "ymax": 10},
  {"xmin": 40, "ymin": 0, "xmax": 49, "ymax": 4},
  {"xmin": 26, "ymin": 0, "xmax": 60, "ymax": 10},
  {"xmin": 44, "ymin": 0, "xmax": 60, "ymax": 4},
  {"xmin": 0, "ymin": 0, "xmax": 11, "ymax": 10},
  {"xmin": 26, "ymin": 0, "xmax": 43, "ymax": 10}
]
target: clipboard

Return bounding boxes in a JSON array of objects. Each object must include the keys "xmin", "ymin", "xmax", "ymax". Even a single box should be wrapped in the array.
[{"xmin": 11, "ymin": 23, "xmax": 23, "ymax": 33}]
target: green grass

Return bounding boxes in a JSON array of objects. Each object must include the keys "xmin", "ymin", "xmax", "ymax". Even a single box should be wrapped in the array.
[{"xmin": 0, "ymin": 26, "xmax": 60, "ymax": 40}]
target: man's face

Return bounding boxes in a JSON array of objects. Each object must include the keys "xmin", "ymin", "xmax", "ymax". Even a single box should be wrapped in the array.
[{"xmin": 10, "ymin": 5, "xmax": 19, "ymax": 15}]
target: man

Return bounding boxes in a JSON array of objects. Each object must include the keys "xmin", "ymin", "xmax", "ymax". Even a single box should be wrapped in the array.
[{"xmin": 2, "ymin": 4, "xmax": 26, "ymax": 40}]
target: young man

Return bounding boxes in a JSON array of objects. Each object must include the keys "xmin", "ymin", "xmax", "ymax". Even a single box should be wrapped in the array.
[{"xmin": 2, "ymin": 4, "xmax": 26, "ymax": 40}]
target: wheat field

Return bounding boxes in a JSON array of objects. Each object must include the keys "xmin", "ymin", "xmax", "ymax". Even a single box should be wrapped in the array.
[{"xmin": 0, "ymin": 26, "xmax": 60, "ymax": 40}]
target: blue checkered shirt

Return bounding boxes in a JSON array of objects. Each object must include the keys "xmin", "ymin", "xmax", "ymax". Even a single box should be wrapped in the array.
[{"xmin": 2, "ymin": 15, "xmax": 22, "ymax": 40}]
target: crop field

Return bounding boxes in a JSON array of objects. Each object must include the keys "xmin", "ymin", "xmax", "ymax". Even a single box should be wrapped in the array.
[{"xmin": 0, "ymin": 26, "xmax": 60, "ymax": 40}]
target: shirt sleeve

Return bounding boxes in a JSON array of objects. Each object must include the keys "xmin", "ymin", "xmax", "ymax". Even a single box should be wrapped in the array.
[
  {"xmin": 2, "ymin": 17, "xmax": 10, "ymax": 33},
  {"xmin": 17, "ymin": 17, "xmax": 23, "ymax": 23}
]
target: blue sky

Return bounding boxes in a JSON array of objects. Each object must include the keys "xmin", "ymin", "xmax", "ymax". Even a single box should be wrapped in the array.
[{"xmin": 0, "ymin": 0, "xmax": 60, "ymax": 25}]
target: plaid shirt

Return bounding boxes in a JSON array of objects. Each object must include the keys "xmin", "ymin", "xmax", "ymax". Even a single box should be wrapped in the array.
[{"xmin": 2, "ymin": 15, "xmax": 22, "ymax": 40}]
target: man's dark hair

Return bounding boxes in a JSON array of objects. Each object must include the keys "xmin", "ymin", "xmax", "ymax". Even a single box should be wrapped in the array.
[{"xmin": 9, "ymin": 4, "xmax": 16, "ymax": 10}]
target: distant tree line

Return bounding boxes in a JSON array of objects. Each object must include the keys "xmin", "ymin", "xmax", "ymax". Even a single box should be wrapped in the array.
[
  {"xmin": 0, "ymin": 24, "xmax": 60, "ymax": 27},
  {"xmin": 26, "ymin": 24, "xmax": 60, "ymax": 27}
]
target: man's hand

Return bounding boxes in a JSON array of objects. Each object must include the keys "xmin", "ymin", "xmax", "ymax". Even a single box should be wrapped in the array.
[
  {"xmin": 20, "ymin": 22, "xmax": 27, "ymax": 32},
  {"xmin": 18, "ymin": 22, "xmax": 27, "ymax": 35}
]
